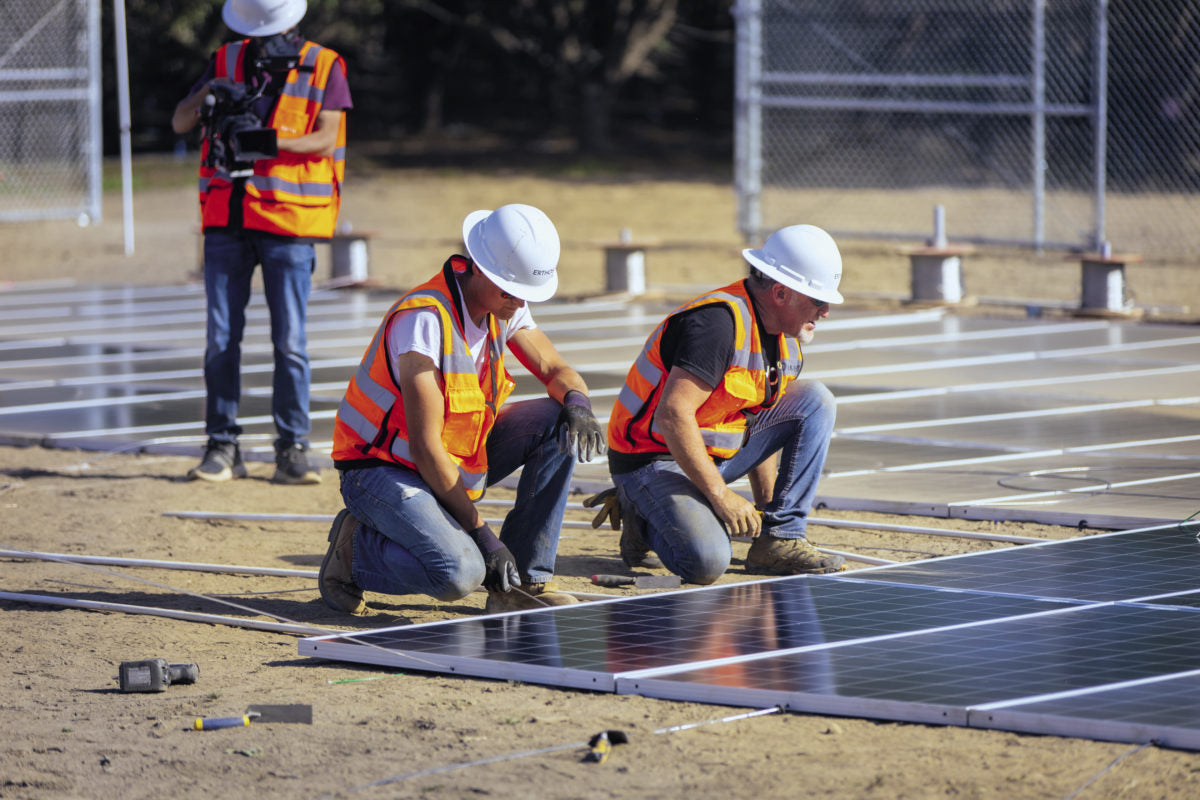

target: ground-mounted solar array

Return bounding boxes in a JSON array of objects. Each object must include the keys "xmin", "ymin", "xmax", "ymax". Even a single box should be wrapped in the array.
[
  {"xmin": 4, "ymin": 279, "xmax": 1200, "ymax": 748},
  {"xmin": 302, "ymin": 524, "xmax": 1200, "ymax": 749}
]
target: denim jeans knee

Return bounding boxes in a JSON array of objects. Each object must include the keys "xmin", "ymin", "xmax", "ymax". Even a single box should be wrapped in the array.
[
  {"xmin": 613, "ymin": 462, "xmax": 731, "ymax": 584},
  {"xmin": 340, "ymin": 466, "xmax": 485, "ymax": 600}
]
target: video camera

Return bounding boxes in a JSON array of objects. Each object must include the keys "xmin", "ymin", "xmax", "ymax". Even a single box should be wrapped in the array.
[
  {"xmin": 200, "ymin": 82, "xmax": 278, "ymax": 172},
  {"xmin": 200, "ymin": 33, "xmax": 312, "ymax": 173}
]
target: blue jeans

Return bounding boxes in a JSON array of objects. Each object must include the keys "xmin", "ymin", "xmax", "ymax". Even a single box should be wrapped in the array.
[
  {"xmin": 611, "ymin": 380, "xmax": 836, "ymax": 584},
  {"xmin": 339, "ymin": 398, "xmax": 575, "ymax": 601},
  {"xmin": 202, "ymin": 228, "xmax": 314, "ymax": 447}
]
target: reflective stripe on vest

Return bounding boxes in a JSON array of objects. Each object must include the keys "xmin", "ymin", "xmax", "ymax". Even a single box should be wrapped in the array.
[
  {"xmin": 198, "ymin": 39, "xmax": 346, "ymax": 238},
  {"xmin": 332, "ymin": 262, "xmax": 513, "ymax": 499},
  {"xmin": 607, "ymin": 280, "xmax": 802, "ymax": 459}
]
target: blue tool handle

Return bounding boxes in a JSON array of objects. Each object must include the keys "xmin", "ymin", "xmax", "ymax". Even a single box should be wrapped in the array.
[{"xmin": 194, "ymin": 714, "xmax": 251, "ymax": 730}]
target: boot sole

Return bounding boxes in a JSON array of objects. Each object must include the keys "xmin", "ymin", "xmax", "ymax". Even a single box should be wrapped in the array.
[
  {"xmin": 187, "ymin": 465, "xmax": 248, "ymax": 482},
  {"xmin": 272, "ymin": 469, "xmax": 321, "ymax": 485},
  {"xmin": 745, "ymin": 562, "xmax": 844, "ymax": 575}
]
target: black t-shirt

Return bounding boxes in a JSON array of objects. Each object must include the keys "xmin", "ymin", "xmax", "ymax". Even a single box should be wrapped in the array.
[{"xmin": 609, "ymin": 290, "xmax": 781, "ymax": 473}]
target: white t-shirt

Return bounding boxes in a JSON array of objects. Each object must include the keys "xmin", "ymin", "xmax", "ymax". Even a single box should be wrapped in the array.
[{"xmin": 385, "ymin": 301, "xmax": 535, "ymax": 383}]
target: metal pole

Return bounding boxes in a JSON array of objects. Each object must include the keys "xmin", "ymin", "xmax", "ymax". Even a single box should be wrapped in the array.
[
  {"xmin": 112, "ymin": 0, "xmax": 135, "ymax": 253},
  {"xmin": 85, "ymin": 0, "xmax": 103, "ymax": 224},
  {"xmin": 1092, "ymin": 0, "xmax": 1109, "ymax": 250},
  {"xmin": 0, "ymin": 548, "xmax": 317, "ymax": 578},
  {"xmin": 0, "ymin": 591, "xmax": 334, "ymax": 635},
  {"xmin": 733, "ymin": 0, "xmax": 763, "ymax": 243},
  {"xmin": 1031, "ymin": 0, "xmax": 1046, "ymax": 252}
]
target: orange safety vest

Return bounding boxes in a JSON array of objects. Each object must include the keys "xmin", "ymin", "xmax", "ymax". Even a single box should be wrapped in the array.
[
  {"xmin": 332, "ymin": 259, "xmax": 515, "ymax": 499},
  {"xmin": 607, "ymin": 280, "xmax": 802, "ymax": 459},
  {"xmin": 198, "ymin": 39, "xmax": 346, "ymax": 239}
]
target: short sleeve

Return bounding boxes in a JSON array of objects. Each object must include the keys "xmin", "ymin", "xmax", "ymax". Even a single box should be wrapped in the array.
[
  {"xmin": 320, "ymin": 57, "xmax": 352, "ymax": 111},
  {"xmin": 660, "ymin": 305, "xmax": 736, "ymax": 390},
  {"xmin": 385, "ymin": 308, "xmax": 443, "ymax": 383},
  {"xmin": 505, "ymin": 304, "xmax": 536, "ymax": 341}
]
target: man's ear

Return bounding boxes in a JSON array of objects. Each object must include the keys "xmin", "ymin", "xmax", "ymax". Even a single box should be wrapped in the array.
[{"xmin": 772, "ymin": 282, "xmax": 789, "ymax": 305}]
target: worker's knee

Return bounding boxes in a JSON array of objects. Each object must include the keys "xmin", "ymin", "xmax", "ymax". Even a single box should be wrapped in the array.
[
  {"xmin": 427, "ymin": 559, "xmax": 486, "ymax": 602},
  {"xmin": 676, "ymin": 548, "xmax": 730, "ymax": 586}
]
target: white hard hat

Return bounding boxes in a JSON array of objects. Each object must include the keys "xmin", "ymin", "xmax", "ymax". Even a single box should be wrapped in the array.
[
  {"xmin": 222, "ymin": 0, "xmax": 306, "ymax": 37},
  {"xmin": 462, "ymin": 204, "xmax": 560, "ymax": 302},
  {"xmin": 742, "ymin": 224, "xmax": 844, "ymax": 304}
]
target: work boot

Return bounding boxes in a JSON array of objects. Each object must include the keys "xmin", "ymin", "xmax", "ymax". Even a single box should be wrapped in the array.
[
  {"xmin": 186, "ymin": 440, "xmax": 247, "ymax": 482},
  {"xmin": 620, "ymin": 505, "xmax": 664, "ymax": 570},
  {"xmin": 745, "ymin": 534, "xmax": 845, "ymax": 575},
  {"xmin": 485, "ymin": 581, "xmax": 579, "ymax": 614},
  {"xmin": 319, "ymin": 508, "xmax": 368, "ymax": 615},
  {"xmin": 273, "ymin": 442, "xmax": 321, "ymax": 485}
]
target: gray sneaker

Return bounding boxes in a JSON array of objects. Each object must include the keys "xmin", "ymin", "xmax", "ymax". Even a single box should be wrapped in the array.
[
  {"xmin": 273, "ymin": 442, "xmax": 321, "ymax": 485},
  {"xmin": 745, "ymin": 534, "xmax": 845, "ymax": 575},
  {"xmin": 187, "ymin": 440, "xmax": 247, "ymax": 482}
]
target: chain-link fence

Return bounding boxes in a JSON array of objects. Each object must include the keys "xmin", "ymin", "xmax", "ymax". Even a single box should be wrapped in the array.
[
  {"xmin": 0, "ymin": 0, "xmax": 102, "ymax": 225},
  {"xmin": 734, "ymin": 0, "xmax": 1200, "ymax": 262}
]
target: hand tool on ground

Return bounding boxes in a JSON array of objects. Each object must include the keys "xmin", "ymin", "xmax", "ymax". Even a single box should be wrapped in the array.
[
  {"xmin": 591, "ymin": 574, "xmax": 681, "ymax": 589},
  {"xmin": 194, "ymin": 703, "xmax": 312, "ymax": 730},
  {"xmin": 583, "ymin": 730, "xmax": 629, "ymax": 764},
  {"xmin": 118, "ymin": 658, "xmax": 199, "ymax": 693}
]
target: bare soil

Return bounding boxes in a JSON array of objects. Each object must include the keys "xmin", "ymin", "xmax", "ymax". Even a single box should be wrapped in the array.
[{"xmin": 1, "ymin": 161, "xmax": 1199, "ymax": 799}]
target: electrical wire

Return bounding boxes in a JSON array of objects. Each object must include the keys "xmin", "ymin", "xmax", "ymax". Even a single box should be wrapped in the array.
[{"xmin": 1061, "ymin": 741, "xmax": 1154, "ymax": 800}]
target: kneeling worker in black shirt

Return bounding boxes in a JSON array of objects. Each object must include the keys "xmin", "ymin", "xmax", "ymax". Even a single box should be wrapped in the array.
[{"xmin": 601, "ymin": 224, "xmax": 846, "ymax": 583}]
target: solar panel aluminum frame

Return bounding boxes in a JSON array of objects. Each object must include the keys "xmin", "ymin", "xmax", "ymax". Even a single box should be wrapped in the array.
[
  {"xmin": 968, "ymin": 707, "xmax": 1200, "ymax": 752},
  {"xmin": 303, "ymin": 634, "xmax": 618, "ymax": 691},
  {"xmin": 964, "ymin": 668, "xmax": 1200, "ymax": 751},
  {"xmin": 617, "ymin": 674, "xmax": 968, "ymax": 727}
]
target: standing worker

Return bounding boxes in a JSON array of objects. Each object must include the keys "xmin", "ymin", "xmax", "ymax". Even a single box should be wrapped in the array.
[
  {"xmin": 172, "ymin": 0, "xmax": 351, "ymax": 484},
  {"xmin": 603, "ymin": 224, "xmax": 846, "ymax": 583},
  {"xmin": 319, "ymin": 204, "xmax": 606, "ymax": 615}
]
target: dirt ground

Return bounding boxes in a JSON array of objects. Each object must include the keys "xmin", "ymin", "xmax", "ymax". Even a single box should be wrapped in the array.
[{"xmin": 2, "ymin": 160, "xmax": 1200, "ymax": 799}]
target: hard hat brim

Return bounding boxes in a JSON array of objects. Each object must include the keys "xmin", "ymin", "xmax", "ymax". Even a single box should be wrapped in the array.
[
  {"xmin": 743, "ymin": 248, "xmax": 844, "ymax": 305},
  {"xmin": 463, "ymin": 209, "xmax": 559, "ymax": 303},
  {"xmin": 222, "ymin": 0, "xmax": 307, "ymax": 37}
]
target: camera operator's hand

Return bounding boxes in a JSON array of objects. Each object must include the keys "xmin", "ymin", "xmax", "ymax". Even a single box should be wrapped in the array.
[
  {"xmin": 172, "ymin": 78, "xmax": 239, "ymax": 135},
  {"xmin": 206, "ymin": 77, "xmax": 236, "ymax": 95}
]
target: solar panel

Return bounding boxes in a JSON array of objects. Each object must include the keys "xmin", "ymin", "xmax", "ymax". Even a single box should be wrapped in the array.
[
  {"xmin": 300, "ymin": 577, "xmax": 1075, "ymax": 690},
  {"xmin": 846, "ymin": 524, "xmax": 1200, "ymax": 602},
  {"xmin": 972, "ymin": 671, "xmax": 1200, "ymax": 750},
  {"xmin": 300, "ymin": 526, "xmax": 1200, "ymax": 749}
]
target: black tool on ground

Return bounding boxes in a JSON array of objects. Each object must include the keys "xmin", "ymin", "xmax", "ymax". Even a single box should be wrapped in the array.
[
  {"xmin": 584, "ymin": 730, "xmax": 629, "ymax": 764},
  {"xmin": 591, "ymin": 574, "xmax": 681, "ymax": 589},
  {"xmin": 118, "ymin": 658, "xmax": 199, "ymax": 693}
]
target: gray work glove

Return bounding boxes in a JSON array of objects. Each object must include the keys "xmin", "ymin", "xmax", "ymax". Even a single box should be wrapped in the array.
[
  {"xmin": 467, "ymin": 523, "xmax": 520, "ymax": 593},
  {"xmin": 583, "ymin": 486, "xmax": 621, "ymax": 530},
  {"xmin": 556, "ymin": 390, "xmax": 607, "ymax": 463}
]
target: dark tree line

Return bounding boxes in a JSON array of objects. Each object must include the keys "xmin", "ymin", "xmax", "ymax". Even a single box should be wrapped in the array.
[{"xmin": 105, "ymin": 0, "xmax": 737, "ymax": 159}]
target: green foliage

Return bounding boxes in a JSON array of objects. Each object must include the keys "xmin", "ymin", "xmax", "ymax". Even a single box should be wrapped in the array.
[{"xmin": 103, "ymin": 0, "xmax": 737, "ymax": 157}]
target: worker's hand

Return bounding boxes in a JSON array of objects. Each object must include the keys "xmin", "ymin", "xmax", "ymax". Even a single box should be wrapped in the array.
[
  {"xmin": 583, "ymin": 486, "xmax": 621, "ymax": 530},
  {"xmin": 467, "ymin": 523, "xmax": 520, "ymax": 592},
  {"xmin": 556, "ymin": 391, "xmax": 606, "ymax": 463},
  {"xmin": 710, "ymin": 487, "xmax": 762, "ymax": 538}
]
